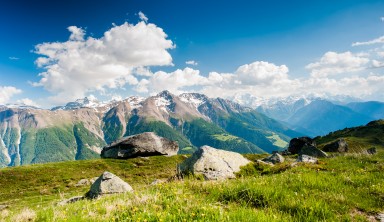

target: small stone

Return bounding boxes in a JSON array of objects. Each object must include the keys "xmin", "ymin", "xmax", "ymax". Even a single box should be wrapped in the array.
[
  {"xmin": 57, "ymin": 196, "xmax": 84, "ymax": 206},
  {"xmin": 75, "ymin": 179, "xmax": 90, "ymax": 187},
  {"xmin": 256, "ymin": 159, "xmax": 274, "ymax": 166},
  {"xmin": 262, "ymin": 153, "xmax": 285, "ymax": 164},
  {"xmin": 150, "ymin": 179, "xmax": 166, "ymax": 186},
  {"xmin": 0, "ymin": 205, "xmax": 8, "ymax": 211},
  {"xmin": 297, "ymin": 154, "xmax": 318, "ymax": 164},
  {"xmin": 366, "ymin": 147, "xmax": 377, "ymax": 155}
]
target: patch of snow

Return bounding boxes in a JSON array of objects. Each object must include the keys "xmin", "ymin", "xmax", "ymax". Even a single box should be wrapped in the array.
[
  {"xmin": 127, "ymin": 96, "xmax": 144, "ymax": 109},
  {"xmin": 179, "ymin": 93, "xmax": 207, "ymax": 109}
]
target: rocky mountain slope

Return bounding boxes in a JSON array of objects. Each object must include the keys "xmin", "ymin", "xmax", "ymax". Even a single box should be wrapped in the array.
[{"xmin": 0, "ymin": 91, "xmax": 300, "ymax": 167}]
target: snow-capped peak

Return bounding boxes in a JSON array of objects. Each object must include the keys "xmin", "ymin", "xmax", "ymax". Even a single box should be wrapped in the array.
[{"xmin": 179, "ymin": 93, "xmax": 208, "ymax": 109}]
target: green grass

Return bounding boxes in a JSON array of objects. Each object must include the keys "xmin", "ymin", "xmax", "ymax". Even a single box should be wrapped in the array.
[{"xmin": 1, "ymin": 151, "xmax": 383, "ymax": 221}]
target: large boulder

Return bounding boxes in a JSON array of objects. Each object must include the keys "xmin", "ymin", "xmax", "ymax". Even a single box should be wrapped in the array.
[
  {"xmin": 288, "ymin": 137, "xmax": 316, "ymax": 154},
  {"xmin": 262, "ymin": 153, "xmax": 285, "ymax": 164},
  {"xmin": 323, "ymin": 138, "xmax": 348, "ymax": 153},
  {"xmin": 101, "ymin": 132, "xmax": 179, "ymax": 159},
  {"xmin": 179, "ymin": 145, "xmax": 251, "ymax": 180},
  {"xmin": 299, "ymin": 145, "xmax": 328, "ymax": 158},
  {"xmin": 86, "ymin": 171, "xmax": 133, "ymax": 199}
]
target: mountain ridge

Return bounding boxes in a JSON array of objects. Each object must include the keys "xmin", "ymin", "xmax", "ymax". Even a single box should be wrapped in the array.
[{"xmin": 0, "ymin": 91, "xmax": 300, "ymax": 167}]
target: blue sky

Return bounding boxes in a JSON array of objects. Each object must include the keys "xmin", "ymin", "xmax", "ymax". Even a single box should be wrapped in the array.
[{"xmin": 1, "ymin": 0, "xmax": 384, "ymax": 107}]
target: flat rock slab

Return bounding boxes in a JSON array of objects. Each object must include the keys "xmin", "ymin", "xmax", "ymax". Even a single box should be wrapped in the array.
[
  {"xmin": 299, "ymin": 145, "xmax": 328, "ymax": 158},
  {"xmin": 101, "ymin": 132, "xmax": 179, "ymax": 159},
  {"xmin": 179, "ymin": 145, "xmax": 251, "ymax": 180}
]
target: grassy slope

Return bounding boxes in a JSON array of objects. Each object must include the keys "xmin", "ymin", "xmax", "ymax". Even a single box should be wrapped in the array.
[
  {"xmin": 315, "ymin": 120, "xmax": 384, "ymax": 152},
  {"xmin": 1, "ymin": 151, "xmax": 383, "ymax": 221}
]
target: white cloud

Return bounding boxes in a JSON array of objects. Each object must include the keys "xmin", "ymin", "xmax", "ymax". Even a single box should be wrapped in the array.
[
  {"xmin": 352, "ymin": 36, "xmax": 384, "ymax": 46},
  {"xmin": 16, "ymin": 98, "xmax": 40, "ymax": 107},
  {"xmin": 142, "ymin": 67, "xmax": 208, "ymax": 94},
  {"xmin": 33, "ymin": 21, "xmax": 174, "ymax": 104},
  {"xmin": 0, "ymin": 86, "xmax": 22, "ymax": 104},
  {"xmin": 372, "ymin": 59, "xmax": 384, "ymax": 68},
  {"xmin": 306, "ymin": 51, "xmax": 369, "ymax": 77},
  {"xmin": 186, "ymin": 60, "xmax": 198, "ymax": 66},
  {"xmin": 68, "ymin": 26, "xmax": 85, "ymax": 41},
  {"xmin": 381, "ymin": 17, "xmax": 384, "ymax": 22},
  {"xmin": 234, "ymin": 61, "xmax": 289, "ymax": 85},
  {"xmin": 9, "ymin": 57, "xmax": 19, "ymax": 60},
  {"xmin": 138, "ymin": 11, "xmax": 148, "ymax": 22}
]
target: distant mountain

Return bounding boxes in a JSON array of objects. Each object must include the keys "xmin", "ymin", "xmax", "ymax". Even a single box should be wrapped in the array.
[
  {"xmin": 287, "ymin": 100, "xmax": 373, "ymax": 136},
  {"xmin": 346, "ymin": 101, "xmax": 384, "ymax": 120},
  {"xmin": 0, "ymin": 91, "xmax": 301, "ymax": 167}
]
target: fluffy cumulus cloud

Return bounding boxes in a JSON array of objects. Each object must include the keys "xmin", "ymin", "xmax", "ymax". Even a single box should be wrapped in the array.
[
  {"xmin": 33, "ymin": 20, "xmax": 174, "ymax": 104},
  {"xmin": 139, "ymin": 67, "xmax": 208, "ymax": 94},
  {"xmin": 0, "ymin": 86, "xmax": 22, "ymax": 104},
  {"xmin": 306, "ymin": 51, "xmax": 369, "ymax": 77}
]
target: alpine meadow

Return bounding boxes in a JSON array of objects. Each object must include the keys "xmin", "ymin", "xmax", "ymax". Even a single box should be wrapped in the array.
[{"xmin": 1, "ymin": 1, "xmax": 384, "ymax": 221}]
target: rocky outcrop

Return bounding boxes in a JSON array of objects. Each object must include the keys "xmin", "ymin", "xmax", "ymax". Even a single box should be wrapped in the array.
[
  {"xmin": 299, "ymin": 145, "xmax": 328, "ymax": 158},
  {"xmin": 179, "ymin": 145, "xmax": 251, "ymax": 180},
  {"xmin": 288, "ymin": 137, "xmax": 316, "ymax": 154},
  {"xmin": 323, "ymin": 138, "xmax": 348, "ymax": 153},
  {"xmin": 101, "ymin": 132, "xmax": 179, "ymax": 159},
  {"xmin": 366, "ymin": 147, "xmax": 377, "ymax": 155},
  {"xmin": 86, "ymin": 171, "xmax": 133, "ymax": 199},
  {"xmin": 297, "ymin": 154, "xmax": 318, "ymax": 163},
  {"xmin": 262, "ymin": 153, "xmax": 285, "ymax": 164}
]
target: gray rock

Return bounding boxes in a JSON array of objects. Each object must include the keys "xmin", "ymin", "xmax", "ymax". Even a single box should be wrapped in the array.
[
  {"xmin": 101, "ymin": 132, "xmax": 179, "ymax": 159},
  {"xmin": 86, "ymin": 171, "xmax": 133, "ymax": 199},
  {"xmin": 75, "ymin": 179, "xmax": 90, "ymax": 187},
  {"xmin": 323, "ymin": 138, "xmax": 348, "ymax": 153},
  {"xmin": 366, "ymin": 147, "xmax": 377, "ymax": 155},
  {"xmin": 58, "ymin": 196, "xmax": 84, "ymax": 206},
  {"xmin": 299, "ymin": 145, "xmax": 328, "ymax": 158},
  {"xmin": 262, "ymin": 153, "xmax": 285, "ymax": 164},
  {"xmin": 0, "ymin": 204, "xmax": 8, "ymax": 211},
  {"xmin": 90, "ymin": 177, "xmax": 99, "ymax": 184},
  {"xmin": 288, "ymin": 137, "xmax": 316, "ymax": 154},
  {"xmin": 376, "ymin": 213, "xmax": 384, "ymax": 222},
  {"xmin": 179, "ymin": 145, "xmax": 251, "ymax": 180},
  {"xmin": 297, "ymin": 154, "xmax": 318, "ymax": 164},
  {"xmin": 150, "ymin": 179, "xmax": 166, "ymax": 186},
  {"xmin": 256, "ymin": 159, "xmax": 274, "ymax": 166}
]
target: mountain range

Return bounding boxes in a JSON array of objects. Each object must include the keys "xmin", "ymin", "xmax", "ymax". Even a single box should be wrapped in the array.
[
  {"xmin": 253, "ymin": 97, "xmax": 384, "ymax": 137},
  {"xmin": 0, "ymin": 91, "xmax": 299, "ymax": 167}
]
